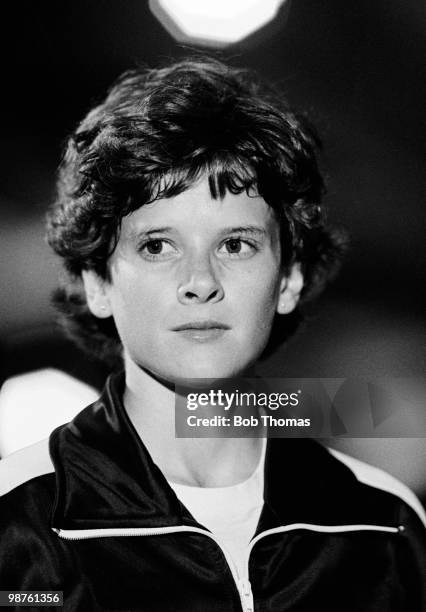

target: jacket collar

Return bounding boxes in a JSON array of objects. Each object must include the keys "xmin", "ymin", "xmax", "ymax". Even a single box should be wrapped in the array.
[{"xmin": 50, "ymin": 373, "xmax": 376, "ymax": 531}]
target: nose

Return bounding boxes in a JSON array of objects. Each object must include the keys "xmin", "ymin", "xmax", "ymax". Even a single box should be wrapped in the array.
[{"xmin": 177, "ymin": 253, "xmax": 224, "ymax": 305}]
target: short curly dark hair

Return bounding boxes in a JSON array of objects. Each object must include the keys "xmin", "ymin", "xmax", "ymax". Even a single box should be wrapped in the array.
[{"xmin": 47, "ymin": 56, "xmax": 346, "ymax": 367}]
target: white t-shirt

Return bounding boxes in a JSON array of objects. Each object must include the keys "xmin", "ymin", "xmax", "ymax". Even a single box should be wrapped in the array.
[{"xmin": 169, "ymin": 440, "xmax": 266, "ymax": 578}]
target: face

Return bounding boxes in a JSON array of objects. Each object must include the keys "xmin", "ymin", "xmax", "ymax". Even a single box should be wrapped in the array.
[{"xmin": 84, "ymin": 176, "xmax": 302, "ymax": 383}]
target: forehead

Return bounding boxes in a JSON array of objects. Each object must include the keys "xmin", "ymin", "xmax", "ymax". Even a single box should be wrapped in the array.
[{"xmin": 120, "ymin": 176, "xmax": 278, "ymax": 236}]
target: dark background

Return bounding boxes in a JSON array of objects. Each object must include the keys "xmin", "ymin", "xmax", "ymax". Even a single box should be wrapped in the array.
[{"xmin": 0, "ymin": 1, "xmax": 425, "ymax": 494}]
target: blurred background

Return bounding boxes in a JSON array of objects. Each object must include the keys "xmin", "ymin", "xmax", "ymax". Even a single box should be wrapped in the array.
[{"xmin": 0, "ymin": 1, "xmax": 425, "ymax": 499}]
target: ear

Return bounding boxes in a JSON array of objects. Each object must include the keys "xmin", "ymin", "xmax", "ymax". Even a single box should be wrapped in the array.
[
  {"xmin": 276, "ymin": 263, "xmax": 304, "ymax": 315},
  {"xmin": 81, "ymin": 270, "xmax": 112, "ymax": 319}
]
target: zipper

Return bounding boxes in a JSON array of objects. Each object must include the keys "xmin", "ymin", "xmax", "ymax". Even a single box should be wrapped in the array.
[
  {"xmin": 238, "ymin": 577, "xmax": 254, "ymax": 612},
  {"xmin": 53, "ymin": 525, "xmax": 254, "ymax": 612},
  {"xmin": 237, "ymin": 522, "xmax": 399, "ymax": 611},
  {"xmin": 53, "ymin": 522, "xmax": 399, "ymax": 612}
]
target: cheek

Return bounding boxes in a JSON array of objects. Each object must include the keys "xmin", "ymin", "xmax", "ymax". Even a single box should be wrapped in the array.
[
  {"xmin": 234, "ymin": 269, "xmax": 281, "ymax": 328},
  {"xmin": 108, "ymin": 273, "xmax": 176, "ymax": 349}
]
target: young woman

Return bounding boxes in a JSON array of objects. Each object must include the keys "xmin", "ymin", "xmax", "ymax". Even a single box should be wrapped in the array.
[{"xmin": 0, "ymin": 58, "xmax": 425, "ymax": 611}]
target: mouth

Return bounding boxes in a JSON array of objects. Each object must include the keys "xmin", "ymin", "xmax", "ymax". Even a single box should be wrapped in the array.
[
  {"xmin": 172, "ymin": 321, "xmax": 230, "ymax": 343},
  {"xmin": 172, "ymin": 320, "xmax": 230, "ymax": 331}
]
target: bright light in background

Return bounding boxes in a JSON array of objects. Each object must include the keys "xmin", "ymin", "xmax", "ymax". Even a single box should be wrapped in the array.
[
  {"xmin": 0, "ymin": 370, "xmax": 98, "ymax": 456},
  {"xmin": 150, "ymin": 0, "xmax": 288, "ymax": 47}
]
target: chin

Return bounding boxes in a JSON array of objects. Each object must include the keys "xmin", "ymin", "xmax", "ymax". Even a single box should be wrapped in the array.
[{"xmin": 167, "ymin": 357, "xmax": 255, "ymax": 385}]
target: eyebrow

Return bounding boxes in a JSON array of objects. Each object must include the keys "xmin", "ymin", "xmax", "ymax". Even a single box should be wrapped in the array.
[
  {"xmin": 133, "ymin": 225, "xmax": 268, "ymax": 239},
  {"xmin": 221, "ymin": 226, "xmax": 267, "ymax": 238},
  {"xmin": 133, "ymin": 226, "xmax": 174, "ymax": 237}
]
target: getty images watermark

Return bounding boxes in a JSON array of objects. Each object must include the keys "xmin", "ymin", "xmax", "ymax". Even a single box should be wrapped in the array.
[{"xmin": 174, "ymin": 378, "xmax": 426, "ymax": 438}]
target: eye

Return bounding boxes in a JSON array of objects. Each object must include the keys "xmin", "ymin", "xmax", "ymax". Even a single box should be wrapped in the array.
[
  {"xmin": 218, "ymin": 238, "xmax": 258, "ymax": 259},
  {"xmin": 139, "ymin": 239, "xmax": 177, "ymax": 261},
  {"xmin": 145, "ymin": 239, "xmax": 164, "ymax": 254}
]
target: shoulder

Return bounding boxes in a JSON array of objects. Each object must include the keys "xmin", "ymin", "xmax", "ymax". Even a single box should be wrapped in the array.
[
  {"xmin": 328, "ymin": 446, "xmax": 426, "ymax": 528},
  {"xmin": 0, "ymin": 440, "xmax": 68, "ymax": 589},
  {"xmin": 0, "ymin": 438, "xmax": 58, "ymax": 559},
  {"xmin": 0, "ymin": 437, "xmax": 54, "ymax": 498}
]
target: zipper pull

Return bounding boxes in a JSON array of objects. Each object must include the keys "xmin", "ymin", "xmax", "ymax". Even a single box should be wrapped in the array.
[{"xmin": 239, "ymin": 578, "xmax": 254, "ymax": 612}]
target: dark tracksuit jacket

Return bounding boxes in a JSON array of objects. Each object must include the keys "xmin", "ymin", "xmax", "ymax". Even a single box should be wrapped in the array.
[{"xmin": 0, "ymin": 373, "xmax": 425, "ymax": 611}]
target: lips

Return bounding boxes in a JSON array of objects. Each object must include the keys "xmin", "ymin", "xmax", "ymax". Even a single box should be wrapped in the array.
[
  {"xmin": 172, "ymin": 320, "xmax": 230, "ymax": 331},
  {"xmin": 172, "ymin": 321, "xmax": 230, "ymax": 343}
]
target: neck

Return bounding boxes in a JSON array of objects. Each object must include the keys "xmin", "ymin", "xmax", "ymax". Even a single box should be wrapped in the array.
[{"xmin": 123, "ymin": 356, "xmax": 263, "ymax": 487}]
